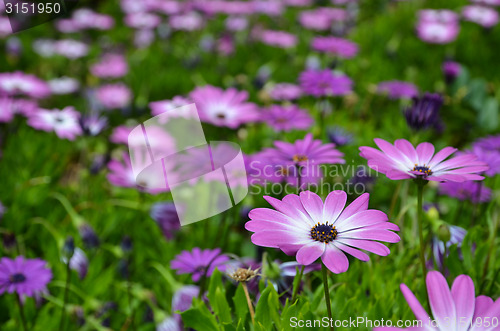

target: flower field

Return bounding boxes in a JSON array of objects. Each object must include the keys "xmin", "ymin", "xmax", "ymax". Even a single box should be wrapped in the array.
[{"xmin": 0, "ymin": 0, "xmax": 499, "ymax": 330}]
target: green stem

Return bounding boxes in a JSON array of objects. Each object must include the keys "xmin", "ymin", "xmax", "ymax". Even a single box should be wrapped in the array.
[
  {"xmin": 291, "ymin": 265, "xmax": 305, "ymax": 303},
  {"xmin": 16, "ymin": 294, "xmax": 28, "ymax": 331},
  {"xmin": 321, "ymin": 264, "xmax": 334, "ymax": 331},
  {"xmin": 417, "ymin": 182, "xmax": 427, "ymax": 280},
  {"xmin": 59, "ymin": 262, "xmax": 71, "ymax": 331}
]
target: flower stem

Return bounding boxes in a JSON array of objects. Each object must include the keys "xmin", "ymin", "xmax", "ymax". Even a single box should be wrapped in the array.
[
  {"xmin": 291, "ymin": 265, "xmax": 305, "ymax": 303},
  {"xmin": 16, "ymin": 294, "xmax": 28, "ymax": 331},
  {"xmin": 241, "ymin": 282, "xmax": 255, "ymax": 325},
  {"xmin": 416, "ymin": 182, "xmax": 427, "ymax": 279},
  {"xmin": 322, "ymin": 264, "xmax": 334, "ymax": 331},
  {"xmin": 59, "ymin": 261, "xmax": 71, "ymax": 331}
]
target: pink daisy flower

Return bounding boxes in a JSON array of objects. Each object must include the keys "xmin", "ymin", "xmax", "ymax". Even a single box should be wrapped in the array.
[
  {"xmin": 377, "ymin": 81, "xmax": 419, "ymax": 99},
  {"xmin": 259, "ymin": 30, "xmax": 298, "ymax": 49},
  {"xmin": 416, "ymin": 14, "xmax": 460, "ymax": 44},
  {"xmin": 27, "ymin": 106, "xmax": 82, "ymax": 141},
  {"xmin": 299, "ymin": 69, "xmax": 353, "ymax": 97},
  {"xmin": 150, "ymin": 96, "xmax": 192, "ymax": 116},
  {"xmin": 246, "ymin": 191, "xmax": 400, "ymax": 274},
  {"xmin": 90, "ymin": 54, "xmax": 129, "ymax": 79},
  {"xmin": 269, "ymin": 83, "xmax": 302, "ymax": 101},
  {"xmin": 189, "ymin": 85, "xmax": 259, "ymax": 128},
  {"xmin": 374, "ymin": 271, "xmax": 500, "ymax": 331},
  {"xmin": 359, "ymin": 139, "xmax": 489, "ymax": 182}
]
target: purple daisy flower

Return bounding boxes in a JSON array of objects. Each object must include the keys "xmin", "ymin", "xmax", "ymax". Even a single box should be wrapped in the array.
[
  {"xmin": 311, "ymin": 37, "xmax": 359, "ymax": 59},
  {"xmin": 269, "ymin": 83, "xmax": 302, "ymax": 101},
  {"xmin": 327, "ymin": 126, "xmax": 353, "ymax": 146},
  {"xmin": 150, "ymin": 202, "xmax": 181, "ymax": 240},
  {"xmin": 416, "ymin": 10, "xmax": 460, "ymax": 44},
  {"xmin": 473, "ymin": 134, "xmax": 500, "ymax": 152},
  {"xmin": 377, "ymin": 80, "xmax": 418, "ymax": 99},
  {"xmin": 27, "ymin": 106, "xmax": 83, "ymax": 141},
  {"xmin": 404, "ymin": 92, "xmax": 443, "ymax": 131},
  {"xmin": 374, "ymin": 271, "xmax": 500, "ymax": 331},
  {"xmin": 470, "ymin": 144, "xmax": 500, "ymax": 177},
  {"xmin": 48, "ymin": 77, "xmax": 80, "ymax": 95},
  {"xmin": 246, "ymin": 191, "xmax": 400, "ymax": 274},
  {"xmin": 0, "ymin": 72, "xmax": 51, "ymax": 99},
  {"xmin": 0, "ymin": 256, "xmax": 52, "ymax": 297},
  {"xmin": 462, "ymin": 5, "xmax": 499, "ymax": 28},
  {"xmin": 261, "ymin": 104, "xmax": 313, "ymax": 132},
  {"xmin": 258, "ymin": 30, "xmax": 298, "ymax": 49},
  {"xmin": 189, "ymin": 85, "xmax": 259, "ymax": 128},
  {"xmin": 359, "ymin": 138, "xmax": 489, "ymax": 182},
  {"xmin": 171, "ymin": 248, "xmax": 230, "ymax": 282},
  {"xmin": 0, "ymin": 97, "xmax": 38, "ymax": 122},
  {"xmin": 95, "ymin": 84, "xmax": 132, "ymax": 110},
  {"xmin": 299, "ymin": 69, "xmax": 353, "ymax": 97},
  {"xmin": 439, "ymin": 181, "xmax": 491, "ymax": 203},
  {"xmin": 62, "ymin": 248, "xmax": 88, "ymax": 280}
]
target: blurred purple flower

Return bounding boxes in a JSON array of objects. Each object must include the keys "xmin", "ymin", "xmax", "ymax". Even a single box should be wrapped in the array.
[
  {"xmin": 261, "ymin": 104, "xmax": 313, "ymax": 132},
  {"xmin": 416, "ymin": 10, "xmax": 460, "ymax": 44},
  {"xmin": 442, "ymin": 61, "xmax": 461, "ymax": 83},
  {"xmin": 259, "ymin": 30, "xmax": 297, "ymax": 48},
  {"xmin": 48, "ymin": 77, "xmax": 80, "ymax": 95},
  {"xmin": 150, "ymin": 96, "xmax": 192, "ymax": 116},
  {"xmin": 377, "ymin": 80, "xmax": 418, "ymax": 99},
  {"xmin": 91, "ymin": 54, "xmax": 129, "ymax": 79},
  {"xmin": 269, "ymin": 83, "xmax": 302, "ymax": 101},
  {"xmin": 404, "ymin": 93, "xmax": 443, "ymax": 131},
  {"xmin": 439, "ymin": 181, "xmax": 491, "ymax": 203},
  {"xmin": 469, "ymin": 145, "xmax": 500, "ymax": 177},
  {"xmin": 63, "ymin": 248, "xmax": 88, "ymax": 280},
  {"xmin": 327, "ymin": 126, "xmax": 353, "ymax": 146},
  {"xmin": 172, "ymin": 285, "xmax": 199, "ymax": 323},
  {"xmin": 0, "ymin": 256, "xmax": 52, "ymax": 297},
  {"xmin": 190, "ymin": 85, "xmax": 259, "ymax": 128},
  {"xmin": 299, "ymin": 69, "xmax": 353, "ymax": 97},
  {"xmin": 225, "ymin": 16, "xmax": 248, "ymax": 31},
  {"xmin": 80, "ymin": 114, "xmax": 108, "ymax": 136},
  {"xmin": 0, "ymin": 72, "xmax": 50, "ymax": 99},
  {"xmin": 311, "ymin": 36, "xmax": 358, "ymax": 58},
  {"xmin": 96, "ymin": 84, "xmax": 132, "ymax": 110},
  {"xmin": 430, "ymin": 225, "xmax": 466, "ymax": 271},
  {"xmin": 171, "ymin": 248, "xmax": 230, "ymax": 282},
  {"xmin": 462, "ymin": 5, "xmax": 499, "ymax": 28},
  {"xmin": 150, "ymin": 202, "xmax": 181, "ymax": 240},
  {"xmin": 169, "ymin": 12, "xmax": 204, "ymax": 31},
  {"xmin": 79, "ymin": 224, "xmax": 100, "ymax": 249},
  {"xmin": 27, "ymin": 106, "xmax": 82, "ymax": 141}
]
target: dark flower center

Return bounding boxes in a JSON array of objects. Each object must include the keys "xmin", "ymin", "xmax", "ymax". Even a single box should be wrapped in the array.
[
  {"xmin": 216, "ymin": 113, "xmax": 226, "ymax": 119},
  {"xmin": 54, "ymin": 115, "xmax": 65, "ymax": 123},
  {"xmin": 412, "ymin": 164, "xmax": 432, "ymax": 176},
  {"xmin": 293, "ymin": 154, "xmax": 308, "ymax": 162},
  {"xmin": 311, "ymin": 222, "xmax": 338, "ymax": 243},
  {"xmin": 9, "ymin": 273, "xmax": 26, "ymax": 283}
]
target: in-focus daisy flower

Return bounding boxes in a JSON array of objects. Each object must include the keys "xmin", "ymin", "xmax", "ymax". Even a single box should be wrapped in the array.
[
  {"xmin": 374, "ymin": 271, "xmax": 500, "ymax": 331},
  {"xmin": 150, "ymin": 202, "xmax": 181, "ymax": 240},
  {"xmin": 442, "ymin": 61, "xmax": 462, "ymax": 83},
  {"xmin": 261, "ymin": 104, "xmax": 314, "ymax": 132},
  {"xmin": 48, "ymin": 77, "xmax": 80, "ymax": 95},
  {"xmin": 462, "ymin": 5, "xmax": 499, "ymax": 28},
  {"xmin": 269, "ymin": 83, "xmax": 302, "ymax": 101},
  {"xmin": 171, "ymin": 248, "xmax": 230, "ymax": 282},
  {"xmin": 27, "ymin": 106, "xmax": 83, "ymax": 141},
  {"xmin": 327, "ymin": 126, "xmax": 353, "ymax": 146},
  {"xmin": 311, "ymin": 37, "xmax": 359, "ymax": 59},
  {"xmin": 377, "ymin": 80, "xmax": 418, "ymax": 99},
  {"xmin": 95, "ymin": 84, "xmax": 132, "ymax": 110},
  {"xmin": 416, "ymin": 10, "xmax": 460, "ymax": 44},
  {"xmin": 90, "ymin": 54, "xmax": 129, "ymax": 79},
  {"xmin": 439, "ymin": 181, "xmax": 491, "ymax": 203},
  {"xmin": 0, "ymin": 256, "xmax": 52, "ymax": 297},
  {"xmin": 189, "ymin": 85, "xmax": 259, "ymax": 128},
  {"xmin": 359, "ymin": 138, "xmax": 489, "ymax": 182},
  {"xmin": 429, "ymin": 224, "xmax": 466, "ymax": 270},
  {"xmin": 404, "ymin": 93, "xmax": 443, "ymax": 131},
  {"xmin": 0, "ymin": 72, "xmax": 50, "ymax": 99},
  {"xmin": 258, "ymin": 30, "xmax": 298, "ymax": 48},
  {"xmin": 246, "ymin": 191, "xmax": 400, "ymax": 274},
  {"xmin": 299, "ymin": 69, "xmax": 353, "ymax": 97}
]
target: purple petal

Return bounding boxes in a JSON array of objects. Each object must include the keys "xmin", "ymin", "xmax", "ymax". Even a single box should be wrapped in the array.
[
  {"xmin": 296, "ymin": 242, "xmax": 325, "ymax": 265},
  {"xmin": 321, "ymin": 245, "xmax": 349, "ymax": 274},
  {"xmin": 426, "ymin": 271, "xmax": 456, "ymax": 327}
]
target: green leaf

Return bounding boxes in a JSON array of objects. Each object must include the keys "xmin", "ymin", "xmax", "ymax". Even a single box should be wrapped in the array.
[
  {"xmin": 215, "ymin": 287, "xmax": 233, "ymax": 324},
  {"xmin": 478, "ymin": 97, "xmax": 499, "ymax": 131},
  {"xmin": 181, "ymin": 303, "xmax": 219, "ymax": 331},
  {"xmin": 281, "ymin": 301, "xmax": 298, "ymax": 331},
  {"xmin": 254, "ymin": 283, "xmax": 281, "ymax": 329},
  {"xmin": 233, "ymin": 283, "xmax": 248, "ymax": 323}
]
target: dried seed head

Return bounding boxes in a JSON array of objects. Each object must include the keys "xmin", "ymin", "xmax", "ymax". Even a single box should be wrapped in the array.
[{"xmin": 228, "ymin": 267, "xmax": 260, "ymax": 283}]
